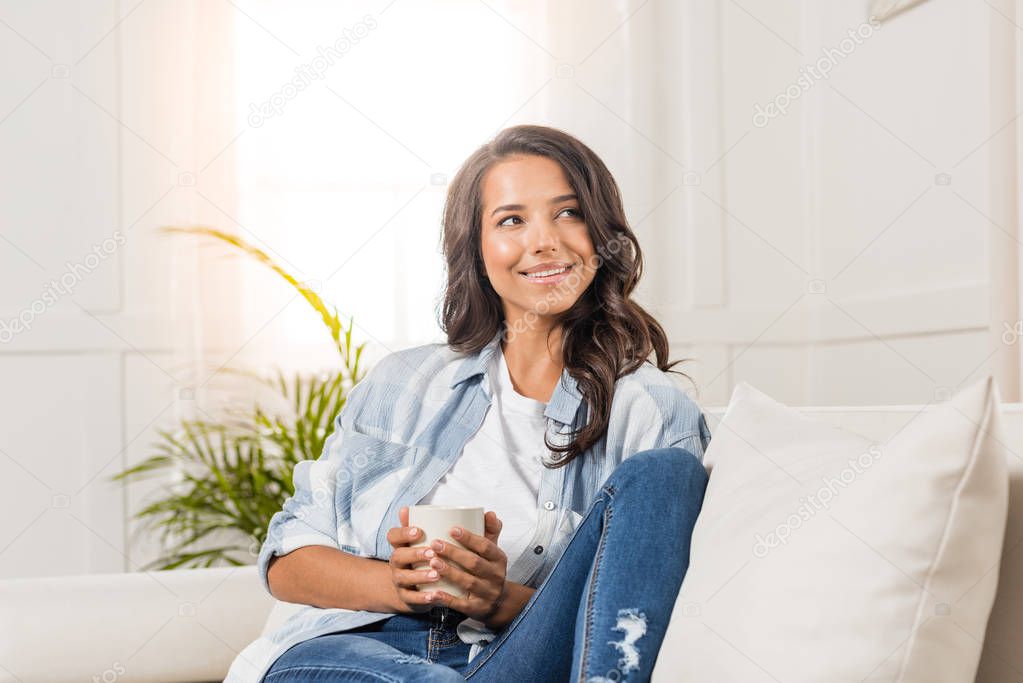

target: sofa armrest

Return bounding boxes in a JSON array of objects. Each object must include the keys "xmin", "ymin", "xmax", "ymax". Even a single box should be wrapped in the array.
[{"xmin": 0, "ymin": 565, "xmax": 273, "ymax": 683}]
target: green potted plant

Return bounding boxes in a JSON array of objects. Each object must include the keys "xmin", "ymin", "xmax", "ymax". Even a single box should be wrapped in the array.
[{"xmin": 110, "ymin": 226, "xmax": 367, "ymax": 569}]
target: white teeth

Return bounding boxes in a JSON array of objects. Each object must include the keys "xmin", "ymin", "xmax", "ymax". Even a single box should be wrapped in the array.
[{"xmin": 524, "ymin": 266, "xmax": 569, "ymax": 278}]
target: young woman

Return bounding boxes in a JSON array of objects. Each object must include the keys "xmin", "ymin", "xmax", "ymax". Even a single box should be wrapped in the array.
[{"xmin": 229, "ymin": 125, "xmax": 711, "ymax": 683}]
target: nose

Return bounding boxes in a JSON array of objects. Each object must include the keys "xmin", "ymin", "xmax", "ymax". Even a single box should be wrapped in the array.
[{"xmin": 527, "ymin": 215, "xmax": 559, "ymax": 254}]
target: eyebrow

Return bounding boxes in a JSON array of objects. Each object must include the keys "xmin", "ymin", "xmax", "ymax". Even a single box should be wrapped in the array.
[{"xmin": 489, "ymin": 194, "xmax": 578, "ymax": 217}]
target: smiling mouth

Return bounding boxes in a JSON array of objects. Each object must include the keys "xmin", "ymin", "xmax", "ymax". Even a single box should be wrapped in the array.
[{"xmin": 519, "ymin": 263, "xmax": 575, "ymax": 283}]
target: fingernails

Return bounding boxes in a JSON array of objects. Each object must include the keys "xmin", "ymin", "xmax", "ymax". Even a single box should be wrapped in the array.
[
  {"xmin": 432, "ymin": 540, "xmax": 444, "ymax": 551},
  {"xmin": 451, "ymin": 527, "xmax": 462, "ymax": 537},
  {"xmin": 407, "ymin": 527, "xmax": 418, "ymax": 538},
  {"xmin": 430, "ymin": 558, "xmax": 444, "ymax": 570},
  {"xmin": 424, "ymin": 549, "xmax": 435, "ymax": 558},
  {"xmin": 427, "ymin": 570, "xmax": 438, "ymax": 579},
  {"xmin": 426, "ymin": 592, "xmax": 435, "ymax": 602}
]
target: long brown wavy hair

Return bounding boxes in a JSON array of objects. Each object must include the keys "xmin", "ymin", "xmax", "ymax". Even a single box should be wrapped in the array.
[{"xmin": 439, "ymin": 124, "xmax": 693, "ymax": 469}]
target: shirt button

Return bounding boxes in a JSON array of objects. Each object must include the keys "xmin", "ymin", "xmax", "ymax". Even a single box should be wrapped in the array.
[
  {"xmin": 543, "ymin": 500, "xmax": 555, "ymax": 510},
  {"xmin": 533, "ymin": 545, "xmax": 544, "ymax": 554}
]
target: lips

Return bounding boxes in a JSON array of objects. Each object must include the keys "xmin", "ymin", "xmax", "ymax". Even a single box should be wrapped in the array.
[
  {"xmin": 522, "ymin": 264, "xmax": 571, "ymax": 278},
  {"xmin": 520, "ymin": 263, "xmax": 574, "ymax": 277},
  {"xmin": 519, "ymin": 263, "xmax": 575, "ymax": 284},
  {"xmin": 519, "ymin": 261, "xmax": 573, "ymax": 275}
]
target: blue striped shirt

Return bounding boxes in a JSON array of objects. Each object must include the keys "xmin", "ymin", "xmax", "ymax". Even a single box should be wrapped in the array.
[{"xmin": 225, "ymin": 328, "xmax": 711, "ymax": 682}]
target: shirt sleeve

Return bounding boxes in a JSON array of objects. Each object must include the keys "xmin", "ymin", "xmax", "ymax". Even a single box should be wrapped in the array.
[
  {"xmin": 669, "ymin": 411, "xmax": 712, "ymax": 464},
  {"xmin": 255, "ymin": 380, "xmax": 366, "ymax": 596}
]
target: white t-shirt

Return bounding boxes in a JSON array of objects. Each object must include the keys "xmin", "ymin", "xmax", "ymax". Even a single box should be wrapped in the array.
[{"xmin": 418, "ymin": 344, "xmax": 547, "ymax": 571}]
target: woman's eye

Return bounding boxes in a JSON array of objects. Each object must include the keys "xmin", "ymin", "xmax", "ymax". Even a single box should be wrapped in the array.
[{"xmin": 497, "ymin": 209, "xmax": 579, "ymax": 227}]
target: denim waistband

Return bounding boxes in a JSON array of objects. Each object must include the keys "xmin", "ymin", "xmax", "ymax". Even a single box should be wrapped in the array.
[{"xmin": 427, "ymin": 605, "xmax": 467, "ymax": 632}]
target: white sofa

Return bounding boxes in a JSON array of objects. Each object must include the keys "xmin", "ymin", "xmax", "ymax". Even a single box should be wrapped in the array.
[{"xmin": 2, "ymin": 401, "xmax": 1020, "ymax": 683}]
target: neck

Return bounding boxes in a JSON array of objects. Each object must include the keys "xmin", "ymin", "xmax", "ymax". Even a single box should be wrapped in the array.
[{"xmin": 499, "ymin": 323, "xmax": 564, "ymax": 403}]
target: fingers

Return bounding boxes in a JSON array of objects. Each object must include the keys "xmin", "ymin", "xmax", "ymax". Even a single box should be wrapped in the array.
[
  {"xmin": 426, "ymin": 589, "xmax": 472, "ymax": 613},
  {"xmin": 391, "ymin": 539, "xmax": 442, "ymax": 610},
  {"xmin": 395, "ymin": 585, "xmax": 439, "ymax": 612},
  {"xmin": 428, "ymin": 540, "xmax": 483, "ymax": 578},
  {"xmin": 388, "ymin": 511, "xmax": 443, "ymax": 613},
  {"xmin": 426, "ymin": 554, "xmax": 489, "ymax": 597},
  {"xmin": 428, "ymin": 538, "xmax": 507, "ymax": 591},
  {"xmin": 445, "ymin": 524, "xmax": 504, "ymax": 563},
  {"xmin": 483, "ymin": 511, "xmax": 503, "ymax": 545},
  {"xmin": 392, "ymin": 564, "xmax": 441, "ymax": 591},
  {"xmin": 389, "ymin": 544, "xmax": 431, "ymax": 569},
  {"xmin": 386, "ymin": 522, "xmax": 423, "ymax": 549}
]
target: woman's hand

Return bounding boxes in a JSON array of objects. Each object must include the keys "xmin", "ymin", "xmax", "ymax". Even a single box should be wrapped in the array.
[
  {"xmin": 424, "ymin": 511, "xmax": 509, "ymax": 623},
  {"xmin": 386, "ymin": 505, "xmax": 442, "ymax": 614}
]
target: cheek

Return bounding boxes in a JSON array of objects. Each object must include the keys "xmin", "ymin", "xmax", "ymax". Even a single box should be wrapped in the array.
[
  {"xmin": 483, "ymin": 237, "xmax": 521, "ymax": 271},
  {"xmin": 571, "ymin": 235, "xmax": 596, "ymax": 269}
]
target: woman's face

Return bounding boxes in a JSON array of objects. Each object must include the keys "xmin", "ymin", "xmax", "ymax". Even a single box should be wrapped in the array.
[{"xmin": 479, "ymin": 154, "xmax": 597, "ymax": 327}]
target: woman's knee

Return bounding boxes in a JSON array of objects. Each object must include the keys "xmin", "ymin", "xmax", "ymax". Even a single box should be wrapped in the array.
[{"xmin": 605, "ymin": 446, "xmax": 708, "ymax": 499}]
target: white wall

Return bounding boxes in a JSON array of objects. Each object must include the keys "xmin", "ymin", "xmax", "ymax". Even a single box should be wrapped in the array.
[
  {"xmin": 0, "ymin": 0, "xmax": 240, "ymax": 578},
  {"xmin": 1, "ymin": 0, "xmax": 151, "ymax": 579},
  {"xmin": 640, "ymin": 0, "xmax": 1013, "ymax": 408}
]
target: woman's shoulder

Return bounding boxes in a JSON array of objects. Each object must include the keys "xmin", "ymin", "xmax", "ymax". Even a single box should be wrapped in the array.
[
  {"xmin": 351, "ymin": 340, "xmax": 466, "ymax": 399},
  {"xmin": 611, "ymin": 360, "xmax": 707, "ymax": 440},
  {"xmin": 339, "ymin": 341, "xmax": 465, "ymax": 440},
  {"xmin": 368, "ymin": 340, "xmax": 451, "ymax": 374},
  {"xmin": 614, "ymin": 359, "xmax": 699, "ymax": 397}
]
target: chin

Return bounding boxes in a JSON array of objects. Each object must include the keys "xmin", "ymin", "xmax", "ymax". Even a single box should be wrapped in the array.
[{"xmin": 532, "ymin": 296, "xmax": 578, "ymax": 315}]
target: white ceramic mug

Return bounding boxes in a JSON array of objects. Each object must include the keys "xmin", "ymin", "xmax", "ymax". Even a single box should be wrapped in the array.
[{"xmin": 408, "ymin": 504, "xmax": 485, "ymax": 599}]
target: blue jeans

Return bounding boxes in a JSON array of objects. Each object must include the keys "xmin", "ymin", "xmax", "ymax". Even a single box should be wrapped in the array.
[{"xmin": 263, "ymin": 447, "xmax": 708, "ymax": 682}]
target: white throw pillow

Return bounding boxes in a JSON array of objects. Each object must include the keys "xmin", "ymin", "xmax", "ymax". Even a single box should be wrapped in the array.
[{"xmin": 653, "ymin": 376, "xmax": 1009, "ymax": 682}]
